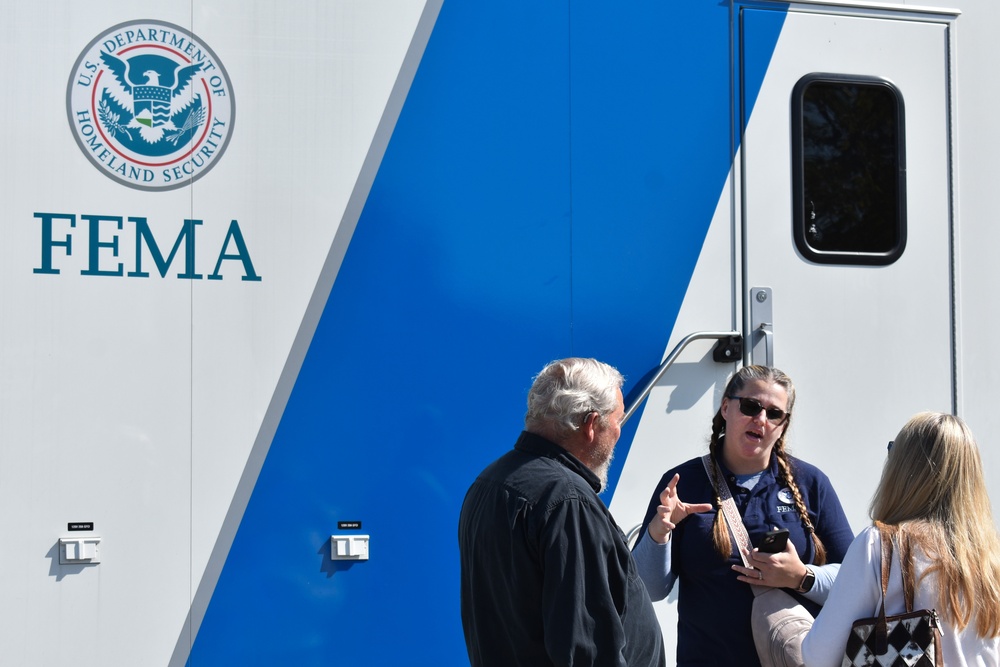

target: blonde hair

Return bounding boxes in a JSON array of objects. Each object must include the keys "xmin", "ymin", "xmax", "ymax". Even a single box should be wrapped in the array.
[
  {"xmin": 871, "ymin": 412, "xmax": 1000, "ymax": 637},
  {"xmin": 706, "ymin": 366, "xmax": 827, "ymax": 564}
]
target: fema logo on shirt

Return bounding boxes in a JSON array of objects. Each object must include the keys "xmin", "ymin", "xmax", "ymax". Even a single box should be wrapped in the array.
[
  {"xmin": 67, "ymin": 20, "xmax": 235, "ymax": 191},
  {"xmin": 777, "ymin": 487, "xmax": 795, "ymax": 505}
]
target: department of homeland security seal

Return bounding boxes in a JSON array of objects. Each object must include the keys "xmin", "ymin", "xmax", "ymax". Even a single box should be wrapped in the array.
[{"xmin": 67, "ymin": 20, "xmax": 234, "ymax": 191}]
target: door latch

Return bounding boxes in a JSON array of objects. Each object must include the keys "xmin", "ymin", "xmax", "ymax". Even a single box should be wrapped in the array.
[{"xmin": 750, "ymin": 287, "xmax": 774, "ymax": 367}]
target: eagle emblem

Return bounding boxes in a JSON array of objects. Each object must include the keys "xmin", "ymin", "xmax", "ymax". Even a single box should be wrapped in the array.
[
  {"xmin": 67, "ymin": 20, "xmax": 234, "ymax": 190},
  {"xmin": 98, "ymin": 51, "xmax": 206, "ymax": 152}
]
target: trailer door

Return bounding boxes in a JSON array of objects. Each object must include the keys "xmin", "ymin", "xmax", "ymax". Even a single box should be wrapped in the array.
[{"xmin": 740, "ymin": 7, "xmax": 954, "ymax": 528}]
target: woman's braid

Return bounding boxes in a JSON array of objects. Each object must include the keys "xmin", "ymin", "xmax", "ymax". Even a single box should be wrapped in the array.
[
  {"xmin": 773, "ymin": 436, "xmax": 827, "ymax": 565},
  {"xmin": 708, "ymin": 412, "xmax": 733, "ymax": 559}
]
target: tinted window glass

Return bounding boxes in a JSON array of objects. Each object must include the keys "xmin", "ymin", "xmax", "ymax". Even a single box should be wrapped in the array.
[{"xmin": 792, "ymin": 75, "xmax": 906, "ymax": 265}]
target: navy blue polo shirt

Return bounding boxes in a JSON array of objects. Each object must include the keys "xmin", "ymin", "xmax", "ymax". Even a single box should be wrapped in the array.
[{"xmin": 636, "ymin": 453, "xmax": 854, "ymax": 667}]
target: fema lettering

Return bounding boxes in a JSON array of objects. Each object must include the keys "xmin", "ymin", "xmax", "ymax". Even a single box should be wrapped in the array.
[{"xmin": 33, "ymin": 213, "xmax": 261, "ymax": 281}]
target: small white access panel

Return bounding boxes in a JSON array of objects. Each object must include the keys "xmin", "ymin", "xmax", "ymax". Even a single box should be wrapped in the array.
[
  {"xmin": 331, "ymin": 534, "xmax": 370, "ymax": 561},
  {"xmin": 59, "ymin": 536, "xmax": 101, "ymax": 564}
]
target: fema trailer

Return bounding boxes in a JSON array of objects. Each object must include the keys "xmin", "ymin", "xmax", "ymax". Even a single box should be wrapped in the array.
[{"xmin": 2, "ymin": 0, "xmax": 997, "ymax": 664}]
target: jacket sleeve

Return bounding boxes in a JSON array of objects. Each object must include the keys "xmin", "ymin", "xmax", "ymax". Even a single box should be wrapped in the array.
[
  {"xmin": 801, "ymin": 526, "xmax": 882, "ymax": 667},
  {"xmin": 539, "ymin": 497, "xmax": 630, "ymax": 667}
]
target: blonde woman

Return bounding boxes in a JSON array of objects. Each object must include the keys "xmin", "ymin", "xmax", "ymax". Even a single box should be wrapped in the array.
[{"xmin": 802, "ymin": 412, "xmax": 1000, "ymax": 666}]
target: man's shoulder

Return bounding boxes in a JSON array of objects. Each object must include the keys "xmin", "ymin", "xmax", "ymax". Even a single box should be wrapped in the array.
[{"xmin": 473, "ymin": 446, "xmax": 591, "ymax": 503}]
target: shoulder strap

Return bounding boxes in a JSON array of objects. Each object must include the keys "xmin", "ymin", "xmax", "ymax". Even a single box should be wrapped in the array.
[
  {"xmin": 873, "ymin": 524, "xmax": 894, "ymax": 654},
  {"xmin": 879, "ymin": 525, "xmax": 892, "ymax": 599},
  {"xmin": 896, "ymin": 532, "xmax": 916, "ymax": 612},
  {"xmin": 701, "ymin": 454, "xmax": 753, "ymax": 569}
]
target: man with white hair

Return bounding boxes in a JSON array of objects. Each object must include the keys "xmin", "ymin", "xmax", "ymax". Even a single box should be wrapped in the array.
[{"xmin": 459, "ymin": 358, "xmax": 665, "ymax": 667}]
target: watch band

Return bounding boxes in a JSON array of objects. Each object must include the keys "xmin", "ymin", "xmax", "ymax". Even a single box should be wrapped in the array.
[{"xmin": 796, "ymin": 567, "xmax": 816, "ymax": 593}]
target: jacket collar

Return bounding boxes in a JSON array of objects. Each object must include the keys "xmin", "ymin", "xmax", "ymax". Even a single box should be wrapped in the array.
[{"xmin": 514, "ymin": 430, "xmax": 602, "ymax": 493}]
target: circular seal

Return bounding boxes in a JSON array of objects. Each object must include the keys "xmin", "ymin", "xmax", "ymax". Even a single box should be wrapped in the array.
[
  {"xmin": 777, "ymin": 487, "xmax": 795, "ymax": 505},
  {"xmin": 66, "ymin": 20, "xmax": 235, "ymax": 191}
]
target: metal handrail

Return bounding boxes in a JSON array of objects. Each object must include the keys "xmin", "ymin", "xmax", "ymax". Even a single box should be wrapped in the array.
[
  {"xmin": 622, "ymin": 330, "xmax": 741, "ymax": 424},
  {"xmin": 625, "ymin": 523, "xmax": 644, "ymax": 549}
]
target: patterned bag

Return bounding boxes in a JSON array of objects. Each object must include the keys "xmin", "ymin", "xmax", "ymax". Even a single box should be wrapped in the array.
[{"xmin": 841, "ymin": 526, "xmax": 943, "ymax": 667}]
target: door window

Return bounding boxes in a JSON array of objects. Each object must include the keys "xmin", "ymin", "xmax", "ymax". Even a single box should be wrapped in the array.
[{"xmin": 791, "ymin": 74, "xmax": 906, "ymax": 265}]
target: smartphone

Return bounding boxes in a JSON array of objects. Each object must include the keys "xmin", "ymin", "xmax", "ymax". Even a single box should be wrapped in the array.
[{"xmin": 757, "ymin": 528, "xmax": 789, "ymax": 553}]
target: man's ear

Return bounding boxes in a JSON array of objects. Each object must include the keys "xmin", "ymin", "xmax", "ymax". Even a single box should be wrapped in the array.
[{"xmin": 581, "ymin": 411, "xmax": 599, "ymax": 442}]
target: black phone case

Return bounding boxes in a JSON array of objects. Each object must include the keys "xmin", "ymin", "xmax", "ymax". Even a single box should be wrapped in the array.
[{"xmin": 758, "ymin": 529, "xmax": 789, "ymax": 553}]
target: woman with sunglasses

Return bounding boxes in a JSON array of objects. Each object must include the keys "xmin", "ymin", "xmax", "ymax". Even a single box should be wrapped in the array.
[
  {"xmin": 632, "ymin": 365, "xmax": 854, "ymax": 666},
  {"xmin": 801, "ymin": 412, "xmax": 1000, "ymax": 666}
]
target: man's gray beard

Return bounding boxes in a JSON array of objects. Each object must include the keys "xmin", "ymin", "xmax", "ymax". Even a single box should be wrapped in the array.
[{"xmin": 594, "ymin": 451, "xmax": 614, "ymax": 493}]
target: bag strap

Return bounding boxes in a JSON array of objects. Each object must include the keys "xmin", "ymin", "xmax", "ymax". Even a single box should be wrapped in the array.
[
  {"xmin": 896, "ymin": 534, "xmax": 917, "ymax": 612},
  {"xmin": 700, "ymin": 455, "xmax": 756, "ymax": 572},
  {"xmin": 874, "ymin": 525, "xmax": 894, "ymax": 654}
]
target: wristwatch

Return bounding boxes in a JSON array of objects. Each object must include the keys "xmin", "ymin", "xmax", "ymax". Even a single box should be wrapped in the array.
[{"xmin": 796, "ymin": 567, "xmax": 816, "ymax": 593}]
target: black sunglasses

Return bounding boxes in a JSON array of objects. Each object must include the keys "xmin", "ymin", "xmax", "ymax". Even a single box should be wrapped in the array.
[{"xmin": 728, "ymin": 396, "xmax": 789, "ymax": 424}]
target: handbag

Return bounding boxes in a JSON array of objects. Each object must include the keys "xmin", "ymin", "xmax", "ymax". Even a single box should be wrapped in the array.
[
  {"xmin": 841, "ymin": 525, "xmax": 943, "ymax": 666},
  {"xmin": 701, "ymin": 455, "xmax": 813, "ymax": 667}
]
